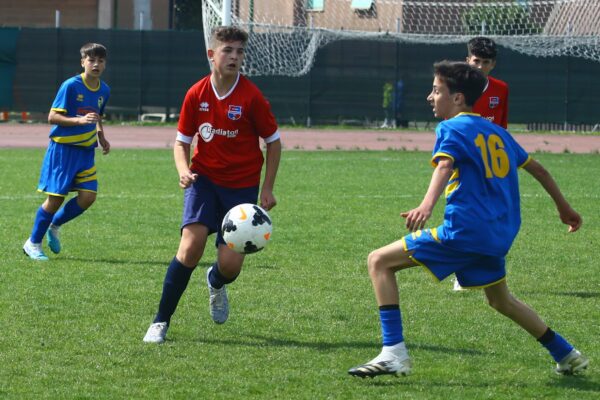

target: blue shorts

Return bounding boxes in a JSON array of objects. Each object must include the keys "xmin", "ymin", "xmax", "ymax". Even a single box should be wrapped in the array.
[
  {"xmin": 181, "ymin": 174, "xmax": 259, "ymax": 246},
  {"xmin": 401, "ymin": 228, "xmax": 506, "ymax": 289},
  {"xmin": 37, "ymin": 141, "xmax": 97, "ymax": 196}
]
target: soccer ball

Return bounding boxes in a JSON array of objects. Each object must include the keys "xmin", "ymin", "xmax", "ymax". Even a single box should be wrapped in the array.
[{"xmin": 221, "ymin": 203, "xmax": 272, "ymax": 254}]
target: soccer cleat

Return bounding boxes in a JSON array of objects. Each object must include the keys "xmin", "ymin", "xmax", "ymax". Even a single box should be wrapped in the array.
[
  {"xmin": 23, "ymin": 239, "xmax": 49, "ymax": 261},
  {"xmin": 349, "ymin": 349, "xmax": 412, "ymax": 378},
  {"xmin": 46, "ymin": 224, "xmax": 61, "ymax": 254},
  {"xmin": 555, "ymin": 349, "xmax": 589, "ymax": 375},
  {"xmin": 207, "ymin": 266, "xmax": 229, "ymax": 324},
  {"xmin": 143, "ymin": 322, "xmax": 168, "ymax": 344},
  {"xmin": 452, "ymin": 278, "xmax": 466, "ymax": 291}
]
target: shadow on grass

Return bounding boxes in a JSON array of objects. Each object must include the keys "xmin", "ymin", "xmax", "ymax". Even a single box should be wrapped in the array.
[
  {"xmin": 521, "ymin": 290, "xmax": 600, "ymax": 299},
  {"xmin": 197, "ymin": 333, "xmax": 485, "ymax": 356},
  {"xmin": 555, "ymin": 291, "xmax": 600, "ymax": 299},
  {"xmin": 548, "ymin": 375, "xmax": 600, "ymax": 393},
  {"xmin": 61, "ymin": 256, "xmax": 167, "ymax": 267}
]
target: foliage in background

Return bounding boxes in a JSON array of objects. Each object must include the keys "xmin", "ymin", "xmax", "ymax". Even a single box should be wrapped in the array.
[{"xmin": 462, "ymin": 4, "xmax": 542, "ymax": 35}]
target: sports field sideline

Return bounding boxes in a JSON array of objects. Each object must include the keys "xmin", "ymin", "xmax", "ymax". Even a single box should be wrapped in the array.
[{"xmin": 1, "ymin": 123, "xmax": 600, "ymax": 153}]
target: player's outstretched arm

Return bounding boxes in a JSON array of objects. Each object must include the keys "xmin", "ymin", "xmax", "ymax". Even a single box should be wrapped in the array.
[
  {"xmin": 523, "ymin": 159, "xmax": 582, "ymax": 232},
  {"xmin": 401, "ymin": 157, "xmax": 453, "ymax": 232},
  {"xmin": 260, "ymin": 138, "xmax": 281, "ymax": 211}
]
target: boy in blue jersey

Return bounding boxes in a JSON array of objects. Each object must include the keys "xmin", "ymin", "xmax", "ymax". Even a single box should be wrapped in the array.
[
  {"xmin": 23, "ymin": 43, "xmax": 110, "ymax": 260},
  {"xmin": 348, "ymin": 61, "xmax": 588, "ymax": 378}
]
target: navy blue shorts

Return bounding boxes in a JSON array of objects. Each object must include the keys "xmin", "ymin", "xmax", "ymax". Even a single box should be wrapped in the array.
[
  {"xmin": 401, "ymin": 227, "xmax": 506, "ymax": 289},
  {"xmin": 181, "ymin": 174, "xmax": 259, "ymax": 246}
]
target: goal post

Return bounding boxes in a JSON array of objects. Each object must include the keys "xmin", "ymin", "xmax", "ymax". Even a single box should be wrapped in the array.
[{"xmin": 202, "ymin": 0, "xmax": 600, "ymax": 76}]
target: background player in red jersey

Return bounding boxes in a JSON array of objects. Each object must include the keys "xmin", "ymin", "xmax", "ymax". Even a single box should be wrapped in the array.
[
  {"xmin": 144, "ymin": 26, "xmax": 282, "ymax": 343},
  {"xmin": 466, "ymin": 36, "xmax": 509, "ymax": 129},
  {"xmin": 453, "ymin": 36, "xmax": 510, "ymax": 290}
]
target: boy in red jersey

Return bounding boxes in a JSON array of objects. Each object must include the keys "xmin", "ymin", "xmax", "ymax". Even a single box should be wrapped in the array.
[
  {"xmin": 453, "ymin": 36, "xmax": 510, "ymax": 290},
  {"xmin": 143, "ymin": 26, "xmax": 282, "ymax": 343},
  {"xmin": 467, "ymin": 36, "xmax": 509, "ymax": 129}
]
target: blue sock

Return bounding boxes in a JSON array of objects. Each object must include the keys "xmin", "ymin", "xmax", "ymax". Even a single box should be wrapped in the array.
[
  {"xmin": 208, "ymin": 262, "xmax": 238, "ymax": 289},
  {"xmin": 30, "ymin": 206, "xmax": 55, "ymax": 243},
  {"xmin": 52, "ymin": 197, "xmax": 85, "ymax": 226},
  {"xmin": 538, "ymin": 328, "xmax": 574, "ymax": 362},
  {"xmin": 380, "ymin": 305, "xmax": 404, "ymax": 346},
  {"xmin": 154, "ymin": 257, "xmax": 195, "ymax": 324}
]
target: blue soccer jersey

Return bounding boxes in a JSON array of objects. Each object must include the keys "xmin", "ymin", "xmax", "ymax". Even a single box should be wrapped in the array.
[
  {"xmin": 432, "ymin": 112, "xmax": 531, "ymax": 256},
  {"xmin": 49, "ymin": 74, "xmax": 110, "ymax": 147}
]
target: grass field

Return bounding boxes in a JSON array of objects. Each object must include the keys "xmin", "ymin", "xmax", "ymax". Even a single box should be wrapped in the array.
[{"xmin": 1, "ymin": 148, "xmax": 598, "ymax": 399}]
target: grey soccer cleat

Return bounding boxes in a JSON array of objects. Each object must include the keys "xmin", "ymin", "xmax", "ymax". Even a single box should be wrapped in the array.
[
  {"xmin": 555, "ymin": 349, "xmax": 589, "ymax": 375},
  {"xmin": 207, "ymin": 266, "xmax": 229, "ymax": 324}
]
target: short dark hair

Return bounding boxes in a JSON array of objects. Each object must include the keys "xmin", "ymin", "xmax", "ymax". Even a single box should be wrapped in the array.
[
  {"xmin": 80, "ymin": 43, "xmax": 107, "ymax": 59},
  {"xmin": 210, "ymin": 26, "xmax": 249, "ymax": 48},
  {"xmin": 433, "ymin": 60, "xmax": 486, "ymax": 106},
  {"xmin": 467, "ymin": 36, "xmax": 497, "ymax": 59}
]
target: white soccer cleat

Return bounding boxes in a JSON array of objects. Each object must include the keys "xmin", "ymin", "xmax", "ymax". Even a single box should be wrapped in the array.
[
  {"xmin": 23, "ymin": 238, "xmax": 49, "ymax": 261},
  {"xmin": 143, "ymin": 322, "xmax": 168, "ymax": 344},
  {"xmin": 207, "ymin": 266, "xmax": 229, "ymax": 324},
  {"xmin": 452, "ymin": 278, "xmax": 466, "ymax": 291},
  {"xmin": 349, "ymin": 344, "xmax": 412, "ymax": 378},
  {"xmin": 47, "ymin": 224, "xmax": 61, "ymax": 254},
  {"xmin": 555, "ymin": 349, "xmax": 589, "ymax": 375}
]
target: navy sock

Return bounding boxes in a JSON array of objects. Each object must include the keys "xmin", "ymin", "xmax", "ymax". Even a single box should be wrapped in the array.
[
  {"xmin": 380, "ymin": 305, "xmax": 404, "ymax": 346},
  {"xmin": 208, "ymin": 262, "xmax": 238, "ymax": 289},
  {"xmin": 52, "ymin": 197, "xmax": 85, "ymax": 226},
  {"xmin": 30, "ymin": 206, "xmax": 55, "ymax": 243},
  {"xmin": 154, "ymin": 257, "xmax": 195, "ymax": 324},
  {"xmin": 537, "ymin": 328, "xmax": 574, "ymax": 362}
]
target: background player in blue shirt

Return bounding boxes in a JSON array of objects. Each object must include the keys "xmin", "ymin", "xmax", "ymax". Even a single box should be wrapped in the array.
[
  {"xmin": 23, "ymin": 43, "xmax": 110, "ymax": 260},
  {"xmin": 348, "ymin": 61, "xmax": 588, "ymax": 378}
]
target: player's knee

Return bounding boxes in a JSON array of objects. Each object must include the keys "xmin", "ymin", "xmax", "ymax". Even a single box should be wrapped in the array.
[
  {"xmin": 77, "ymin": 193, "xmax": 96, "ymax": 209},
  {"xmin": 486, "ymin": 294, "xmax": 513, "ymax": 314},
  {"xmin": 367, "ymin": 250, "xmax": 383, "ymax": 275},
  {"xmin": 176, "ymin": 249, "xmax": 203, "ymax": 268}
]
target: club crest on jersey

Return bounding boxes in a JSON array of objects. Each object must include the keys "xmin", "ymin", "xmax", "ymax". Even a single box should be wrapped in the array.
[
  {"xmin": 98, "ymin": 96, "xmax": 104, "ymax": 108},
  {"xmin": 489, "ymin": 96, "xmax": 500, "ymax": 109},
  {"xmin": 227, "ymin": 105, "xmax": 242, "ymax": 120}
]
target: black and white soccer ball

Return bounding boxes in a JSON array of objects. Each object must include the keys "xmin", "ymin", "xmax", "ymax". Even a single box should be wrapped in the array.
[{"xmin": 221, "ymin": 203, "xmax": 272, "ymax": 254}]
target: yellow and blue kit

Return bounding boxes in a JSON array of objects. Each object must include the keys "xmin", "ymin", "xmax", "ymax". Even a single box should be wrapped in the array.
[
  {"xmin": 404, "ymin": 112, "xmax": 531, "ymax": 287},
  {"xmin": 37, "ymin": 74, "xmax": 110, "ymax": 196}
]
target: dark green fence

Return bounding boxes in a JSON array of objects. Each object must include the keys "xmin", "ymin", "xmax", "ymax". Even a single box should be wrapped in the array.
[{"xmin": 1, "ymin": 27, "xmax": 599, "ymax": 126}]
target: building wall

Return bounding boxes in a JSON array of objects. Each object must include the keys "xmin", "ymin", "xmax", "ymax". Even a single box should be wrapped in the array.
[
  {"xmin": 0, "ymin": 0, "xmax": 98, "ymax": 28},
  {"xmin": 0, "ymin": 0, "xmax": 170, "ymax": 30}
]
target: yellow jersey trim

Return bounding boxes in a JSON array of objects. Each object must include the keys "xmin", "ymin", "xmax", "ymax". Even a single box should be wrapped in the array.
[
  {"xmin": 461, "ymin": 276, "xmax": 507, "ymax": 290},
  {"xmin": 81, "ymin": 73, "xmax": 100, "ymax": 92},
  {"xmin": 431, "ymin": 152, "xmax": 454, "ymax": 167},
  {"xmin": 519, "ymin": 155, "xmax": 532, "ymax": 169},
  {"xmin": 36, "ymin": 189, "xmax": 67, "ymax": 197},
  {"xmin": 52, "ymin": 130, "xmax": 97, "ymax": 147}
]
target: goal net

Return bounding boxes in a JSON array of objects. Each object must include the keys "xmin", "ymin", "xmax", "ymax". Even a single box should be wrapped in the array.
[{"xmin": 202, "ymin": 0, "xmax": 600, "ymax": 76}]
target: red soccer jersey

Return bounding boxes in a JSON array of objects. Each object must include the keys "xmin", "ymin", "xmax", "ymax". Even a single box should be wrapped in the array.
[
  {"xmin": 473, "ymin": 76, "xmax": 509, "ymax": 128},
  {"xmin": 177, "ymin": 74, "xmax": 279, "ymax": 188}
]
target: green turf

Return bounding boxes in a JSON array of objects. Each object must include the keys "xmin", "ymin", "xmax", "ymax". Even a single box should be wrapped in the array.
[{"xmin": 0, "ymin": 149, "xmax": 598, "ymax": 399}]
